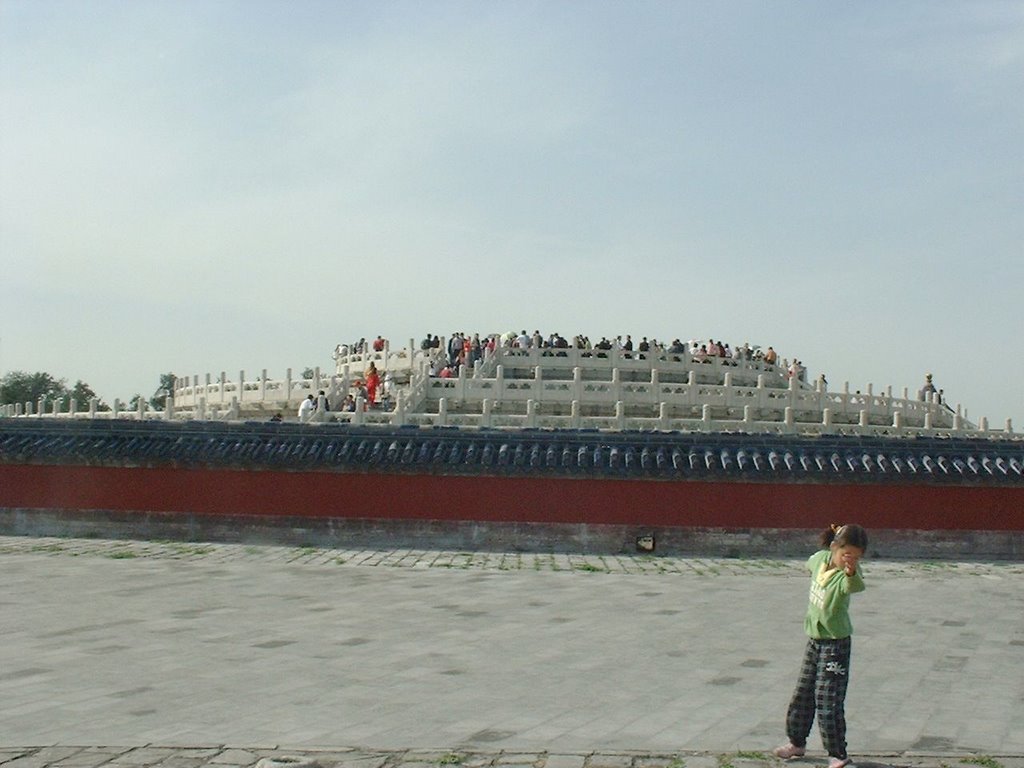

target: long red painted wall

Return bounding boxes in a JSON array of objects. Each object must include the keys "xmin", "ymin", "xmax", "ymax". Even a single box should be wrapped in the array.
[{"xmin": 1, "ymin": 464, "xmax": 1021, "ymax": 531}]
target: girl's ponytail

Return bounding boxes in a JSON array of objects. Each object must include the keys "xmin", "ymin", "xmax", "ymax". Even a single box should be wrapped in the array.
[{"xmin": 820, "ymin": 523, "xmax": 869, "ymax": 551}]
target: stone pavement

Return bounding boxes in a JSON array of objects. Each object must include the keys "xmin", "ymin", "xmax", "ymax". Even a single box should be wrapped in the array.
[{"xmin": 1, "ymin": 536, "xmax": 1022, "ymax": 767}]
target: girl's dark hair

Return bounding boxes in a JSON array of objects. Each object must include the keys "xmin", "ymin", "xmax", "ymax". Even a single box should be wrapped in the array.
[{"xmin": 820, "ymin": 523, "xmax": 868, "ymax": 551}]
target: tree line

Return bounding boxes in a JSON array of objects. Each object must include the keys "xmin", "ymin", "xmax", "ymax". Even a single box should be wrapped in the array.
[{"xmin": 0, "ymin": 371, "xmax": 176, "ymax": 413}]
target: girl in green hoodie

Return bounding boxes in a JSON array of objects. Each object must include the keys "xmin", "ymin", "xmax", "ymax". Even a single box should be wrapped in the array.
[{"xmin": 774, "ymin": 523, "xmax": 868, "ymax": 768}]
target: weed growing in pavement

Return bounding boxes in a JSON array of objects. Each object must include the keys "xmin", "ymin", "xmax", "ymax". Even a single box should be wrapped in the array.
[
  {"xmin": 438, "ymin": 753, "xmax": 465, "ymax": 765},
  {"xmin": 105, "ymin": 550, "xmax": 137, "ymax": 559},
  {"xmin": 734, "ymin": 752, "xmax": 769, "ymax": 761},
  {"xmin": 962, "ymin": 757, "xmax": 1003, "ymax": 768},
  {"xmin": 30, "ymin": 543, "xmax": 66, "ymax": 553}
]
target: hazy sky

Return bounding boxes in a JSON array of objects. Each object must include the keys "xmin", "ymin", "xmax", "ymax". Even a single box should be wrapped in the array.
[{"xmin": 2, "ymin": 1, "xmax": 1021, "ymax": 427}]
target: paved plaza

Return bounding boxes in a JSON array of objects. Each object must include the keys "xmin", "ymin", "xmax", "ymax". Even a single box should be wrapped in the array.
[{"xmin": 1, "ymin": 536, "xmax": 1022, "ymax": 768}]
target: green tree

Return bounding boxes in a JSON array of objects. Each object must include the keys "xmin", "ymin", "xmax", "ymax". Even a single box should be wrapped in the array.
[
  {"xmin": 1, "ymin": 371, "xmax": 69, "ymax": 406},
  {"xmin": 149, "ymin": 372, "xmax": 176, "ymax": 410},
  {"xmin": 69, "ymin": 380, "xmax": 108, "ymax": 411}
]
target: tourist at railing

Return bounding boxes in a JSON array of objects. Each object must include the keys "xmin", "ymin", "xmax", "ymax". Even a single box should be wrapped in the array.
[
  {"xmin": 297, "ymin": 394, "xmax": 314, "ymax": 421},
  {"xmin": 365, "ymin": 362, "xmax": 381, "ymax": 406}
]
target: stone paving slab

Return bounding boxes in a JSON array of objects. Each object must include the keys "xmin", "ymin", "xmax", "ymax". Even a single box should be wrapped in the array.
[
  {"xmin": 1, "ymin": 536, "xmax": 1021, "ymax": 758},
  {"xmin": 2, "ymin": 535, "xmax": 1021, "ymax": 577},
  {"xmin": 1, "ymin": 748, "xmax": 1023, "ymax": 768}
]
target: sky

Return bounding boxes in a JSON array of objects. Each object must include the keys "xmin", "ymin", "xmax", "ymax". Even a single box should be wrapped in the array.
[{"xmin": 1, "ymin": 0, "xmax": 1022, "ymax": 427}]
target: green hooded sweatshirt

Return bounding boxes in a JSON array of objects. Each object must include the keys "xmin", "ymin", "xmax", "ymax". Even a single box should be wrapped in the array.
[{"xmin": 804, "ymin": 549, "xmax": 866, "ymax": 640}]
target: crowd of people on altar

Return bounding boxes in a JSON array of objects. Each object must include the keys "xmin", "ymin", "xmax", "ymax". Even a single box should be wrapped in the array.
[
  {"xmin": 314, "ymin": 330, "xmax": 815, "ymax": 420},
  {"xmin": 412, "ymin": 330, "xmax": 808, "ymax": 383}
]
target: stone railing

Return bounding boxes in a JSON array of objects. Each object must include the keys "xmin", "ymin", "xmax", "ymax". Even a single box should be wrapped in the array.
[
  {"xmin": 1, "ymin": 390, "xmax": 1017, "ymax": 441},
  {"xmin": 4, "ymin": 342, "xmax": 1018, "ymax": 441}
]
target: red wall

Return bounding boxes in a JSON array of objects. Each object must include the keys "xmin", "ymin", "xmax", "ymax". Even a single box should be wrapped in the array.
[{"xmin": 1, "ymin": 464, "xmax": 1021, "ymax": 531}]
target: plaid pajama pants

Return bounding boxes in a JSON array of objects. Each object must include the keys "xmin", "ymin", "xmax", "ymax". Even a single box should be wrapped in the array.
[{"xmin": 784, "ymin": 637, "xmax": 852, "ymax": 758}]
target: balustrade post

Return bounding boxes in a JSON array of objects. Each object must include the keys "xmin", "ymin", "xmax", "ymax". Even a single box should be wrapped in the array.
[
  {"xmin": 218, "ymin": 372, "xmax": 225, "ymax": 404},
  {"xmin": 496, "ymin": 365, "xmax": 505, "ymax": 401},
  {"xmin": 261, "ymin": 369, "xmax": 268, "ymax": 401},
  {"xmin": 285, "ymin": 368, "xmax": 293, "ymax": 404},
  {"xmin": 113, "ymin": 399, "xmax": 121, "ymax": 418},
  {"xmin": 571, "ymin": 400, "xmax": 581, "ymax": 428},
  {"xmin": 230, "ymin": 396, "xmax": 240, "ymax": 421},
  {"xmin": 612, "ymin": 368, "xmax": 622, "ymax": 401},
  {"xmin": 784, "ymin": 406, "xmax": 794, "ymax": 427},
  {"xmin": 701, "ymin": 404, "xmax": 712, "ymax": 431},
  {"xmin": 822, "ymin": 408, "xmax": 831, "ymax": 427},
  {"xmin": 859, "ymin": 410, "xmax": 869, "ymax": 427},
  {"xmin": 689, "ymin": 370, "xmax": 696, "ymax": 385},
  {"xmin": 1006, "ymin": 418, "xmax": 1014, "ymax": 433},
  {"xmin": 481, "ymin": 398, "xmax": 492, "ymax": 428},
  {"xmin": 437, "ymin": 397, "xmax": 448, "ymax": 427},
  {"xmin": 69, "ymin": 398, "xmax": 78, "ymax": 416},
  {"xmin": 354, "ymin": 397, "xmax": 365, "ymax": 425},
  {"xmin": 615, "ymin": 401, "xmax": 625, "ymax": 430},
  {"xmin": 979, "ymin": 416, "xmax": 989, "ymax": 432},
  {"xmin": 315, "ymin": 367, "xmax": 322, "ymax": 390},
  {"xmin": 724, "ymin": 372, "xmax": 732, "ymax": 388},
  {"xmin": 573, "ymin": 367, "xmax": 582, "ymax": 401},
  {"xmin": 137, "ymin": 398, "xmax": 145, "ymax": 420},
  {"xmin": 239, "ymin": 370, "xmax": 245, "ymax": 402},
  {"xmin": 457, "ymin": 363, "xmax": 466, "ymax": 403},
  {"xmin": 659, "ymin": 402, "xmax": 669, "ymax": 430},
  {"xmin": 893, "ymin": 411, "xmax": 902, "ymax": 429},
  {"xmin": 165, "ymin": 395, "xmax": 174, "ymax": 421},
  {"xmin": 37, "ymin": 397, "xmax": 45, "ymax": 417},
  {"xmin": 925, "ymin": 411, "xmax": 934, "ymax": 430},
  {"xmin": 17, "ymin": 403, "xmax": 24, "ymax": 416},
  {"xmin": 392, "ymin": 390, "xmax": 407, "ymax": 426},
  {"xmin": 952, "ymin": 411, "xmax": 961, "ymax": 431},
  {"xmin": 526, "ymin": 399, "xmax": 537, "ymax": 428},
  {"xmin": 867, "ymin": 382, "xmax": 873, "ymax": 396},
  {"xmin": 52, "ymin": 397, "xmax": 62, "ymax": 417}
]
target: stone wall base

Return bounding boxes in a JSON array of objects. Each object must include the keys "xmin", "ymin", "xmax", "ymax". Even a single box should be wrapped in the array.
[{"xmin": 1, "ymin": 507, "xmax": 1020, "ymax": 560}]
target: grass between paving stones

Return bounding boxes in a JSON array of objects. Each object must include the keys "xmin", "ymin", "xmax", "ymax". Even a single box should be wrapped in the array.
[
  {"xmin": 104, "ymin": 549, "xmax": 138, "ymax": 559},
  {"xmin": 961, "ymin": 757, "xmax": 1003, "ymax": 768}
]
